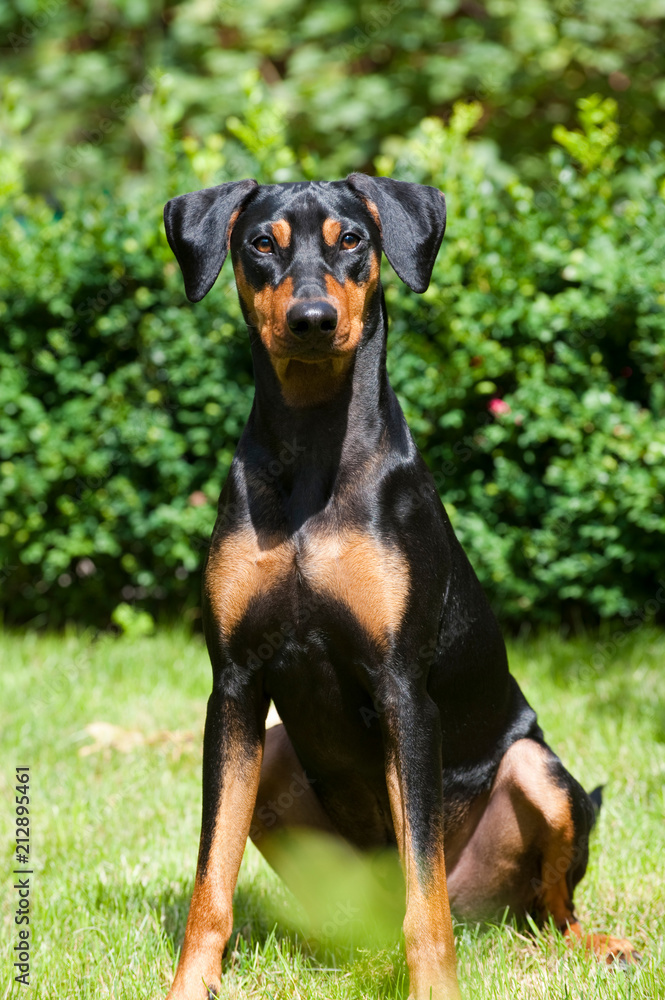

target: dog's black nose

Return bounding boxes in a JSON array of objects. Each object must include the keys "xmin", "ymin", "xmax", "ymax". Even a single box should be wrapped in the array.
[{"xmin": 287, "ymin": 299, "xmax": 338, "ymax": 338}]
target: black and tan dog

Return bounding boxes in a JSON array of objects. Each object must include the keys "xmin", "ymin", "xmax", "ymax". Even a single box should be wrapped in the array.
[{"xmin": 163, "ymin": 176, "xmax": 636, "ymax": 999}]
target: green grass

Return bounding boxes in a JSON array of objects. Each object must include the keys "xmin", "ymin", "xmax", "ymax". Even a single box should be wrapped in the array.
[{"xmin": 1, "ymin": 626, "xmax": 664, "ymax": 999}]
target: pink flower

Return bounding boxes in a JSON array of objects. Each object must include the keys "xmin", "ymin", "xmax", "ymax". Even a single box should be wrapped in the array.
[
  {"xmin": 488, "ymin": 397, "xmax": 511, "ymax": 416},
  {"xmin": 188, "ymin": 490, "xmax": 208, "ymax": 507}
]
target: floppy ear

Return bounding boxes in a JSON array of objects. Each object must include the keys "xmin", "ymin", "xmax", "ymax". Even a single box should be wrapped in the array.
[
  {"xmin": 164, "ymin": 179, "xmax": 258, "ymax": 302},
  {"xmin": 346, "ymin": 174, "xmax": 446, "ymax": 293}
]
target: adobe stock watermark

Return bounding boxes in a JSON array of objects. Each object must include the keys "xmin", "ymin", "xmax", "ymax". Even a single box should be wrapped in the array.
[
  {"xmin": 64, "ymin": 272, "xmax": 133, "ymax": 337},
  {"xmin": 240, "ymin": 584, "xmax": 329, "ymax": 680},
  {"xmin": 53, "ymin": 69, "xmax": 172, "ymax": 179},
  {"xmin": 585, "ymin": 580, "xmax": 665, "ymax": 675},
  {"xmin": 339, "ymin": 0, "xmax": 403, "ymax": 61},
  {"xmin": 214, "ymin": 437, "xmax": 307, "ymax": 535},
  {"xmin": 530, "ymin": 833, "xmax": 590, "ymax": 898},
  {"xmin": 359, "ymin": 637, "xmax": 437, "ymax": 728},
  {"xmin": 388, "ymin": 408, "xmax": 496, "ymax": 521},
  {"xmin": 249, "ymin": 769, "xmax": 317, "ymax": 842},
  {"xmin": 320, "ymin": 898, "xmax": 360, "ymax": 939},
  {"xmin": 7, "ymin": 0, "xmax": 66, "ymax": 51},
  {"xmin": 34, "ymin": 644, "xmax": 93, "ymax": 708}
]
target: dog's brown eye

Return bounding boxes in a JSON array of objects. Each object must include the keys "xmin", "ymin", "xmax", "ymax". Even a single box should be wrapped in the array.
[
  {"xmin": 341, "ymin": 232, "xmax": 360, "ymax": 250},
  {"xmin": 253, "ymin": 236, "xmax": 273, "ymax": 254}
]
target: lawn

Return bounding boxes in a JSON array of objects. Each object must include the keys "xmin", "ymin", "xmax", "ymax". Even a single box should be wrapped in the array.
[{"xmin": 1, "ymin": 625, "xmax": 664, "ymax": 999}]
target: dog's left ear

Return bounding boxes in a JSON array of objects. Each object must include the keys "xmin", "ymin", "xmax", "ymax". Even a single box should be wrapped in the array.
[
  {"xmin": 346, "ymin": 174, "xmax": 446, "ymax": 293},
  {"xmin": 164, "ymin": 179, "xmax": 259, "ymax": 302}
]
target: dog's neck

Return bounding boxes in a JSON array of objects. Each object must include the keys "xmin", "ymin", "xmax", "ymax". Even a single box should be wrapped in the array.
[{"xmin": 237, "ymin": 287, "xmax": 413, "ymax": 528}]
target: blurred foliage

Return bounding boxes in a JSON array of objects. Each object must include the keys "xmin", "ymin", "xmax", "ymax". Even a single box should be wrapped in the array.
[
  {"xmin": 1, "ymin": 85, "xmax": 664, "ymax": 626},
  {"xmin": 2, "ymin": 0, "xmax": 665, "ymax": 188}
]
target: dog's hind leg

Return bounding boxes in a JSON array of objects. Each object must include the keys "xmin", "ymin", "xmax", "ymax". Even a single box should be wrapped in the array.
[
  {"xmin": 446, "ymin": 738, "xmax": 639, "ymax": 964},
  {"xmin": 249, "ymin": 723, "xmax": 406, "ymax": 947},
  {"xmin": 249, "ymin": 722, "xmax": 336, "ymax": 859}
]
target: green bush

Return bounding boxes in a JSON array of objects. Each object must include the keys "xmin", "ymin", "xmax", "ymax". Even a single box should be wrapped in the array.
[{"xmin": 1, "ymin": 96, "xmax": 664, "ymax": 626}]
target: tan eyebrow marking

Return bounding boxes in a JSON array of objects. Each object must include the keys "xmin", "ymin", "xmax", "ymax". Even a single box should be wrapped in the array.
[
  {"xmin": 271, "ymin": 219, "xmax": 291, "ymax": 248},
  {"xmin": 364, "ymin": 199, "xmax": 381, "ymax": 231},
  {"xmin": 322, "ymin": 218, "xmax": 342, "ymax": 246}
]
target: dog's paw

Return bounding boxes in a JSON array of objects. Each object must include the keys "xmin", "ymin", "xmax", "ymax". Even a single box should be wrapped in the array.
[
  {"xmin": 578, "ymin": 932, "xmax": 641, "ymax": 967},
  {"xmin": 599, "ymin": 935, "xmax": 641, "ymax": 967},
  {"xmin": 166, "ymin": 975, "xmax": 223, "ymax": 1000}
]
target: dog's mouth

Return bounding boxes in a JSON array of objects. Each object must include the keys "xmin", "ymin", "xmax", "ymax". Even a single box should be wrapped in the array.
[
  {"xmin": 269, "ymin": 355, "xmax": 355, "ymax": 407},
  {"xmin": 273, "ymin": 356, "xmax": 350, "ymax": 380},
  {"xmin": 267, "ymin": 329, "xmax": 349, "ymax": 362},
  {"xmin": 267, "ymin": 330, "xmax": 356, "ymax": 364},
  {"xmin": 279, "ymin": 344, "xmax": 336, "ymax": 361}
]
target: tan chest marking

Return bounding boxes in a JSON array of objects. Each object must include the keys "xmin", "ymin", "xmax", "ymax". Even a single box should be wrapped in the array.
[
  {"xmin": 206, "ymin": 525, "xmax": 409, "ymax": 648},
  {"xmin": 303, "ymin": 529, "xmax": 409, "ymax": 647},
  {"xmin": 206, "ymin": 528, "xmax": 296, "ymax": 637}
]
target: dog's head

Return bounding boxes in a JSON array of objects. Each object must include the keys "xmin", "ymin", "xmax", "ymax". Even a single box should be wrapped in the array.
[{"xmin": 164, "ymin": 176, "xmax": 446, "ymax": 406}]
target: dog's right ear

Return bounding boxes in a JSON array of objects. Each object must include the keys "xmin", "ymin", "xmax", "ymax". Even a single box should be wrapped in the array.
[{"xmin": 164, "ymin": 179, "xmax": 259, "ymax": 302}]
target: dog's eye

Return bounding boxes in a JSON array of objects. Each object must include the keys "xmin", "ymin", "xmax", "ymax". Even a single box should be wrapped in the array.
[
  {"xmin": 341, "ymin": 232, "xmax": 360, "ymax": 250},
  {"xmin": 253, "ymin": 236, "xmax": 274, "ymax": 254}
]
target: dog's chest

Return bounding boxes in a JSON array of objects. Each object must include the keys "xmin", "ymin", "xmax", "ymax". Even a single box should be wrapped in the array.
[{"xmin": 205, "ymin": 522, "xmax": 410, "ymax": 651}]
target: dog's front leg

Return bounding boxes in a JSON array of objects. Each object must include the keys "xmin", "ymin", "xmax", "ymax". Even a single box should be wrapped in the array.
[
  {"xmin": 379, "ymin": 680, "xmax": 461, "ymax": 1000},
  {"xmin": 167, "ymin": 677, "xmax": 266, "ymax": 1000}
]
